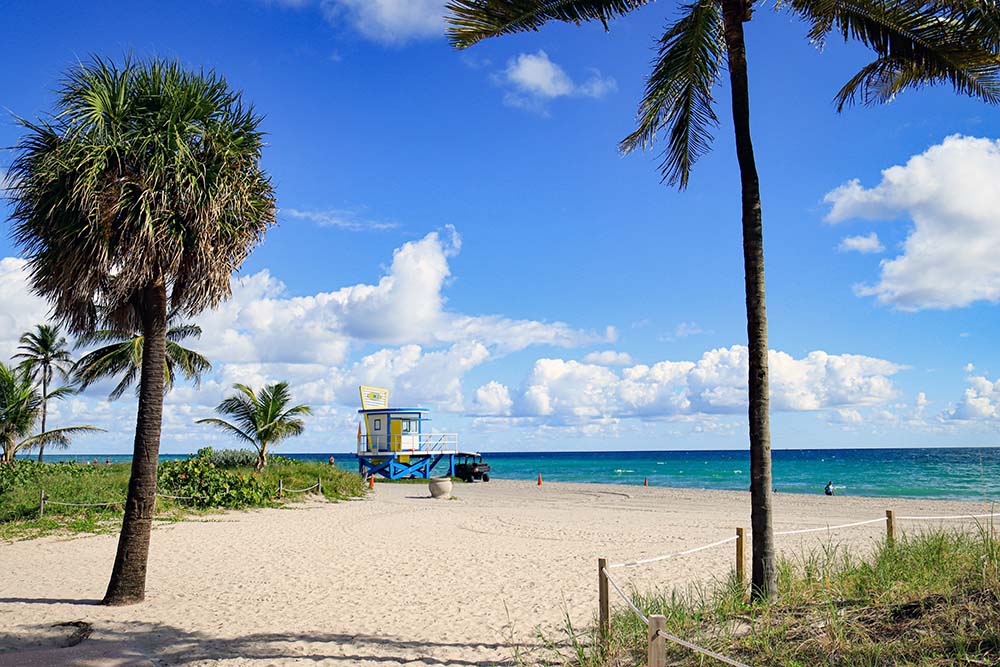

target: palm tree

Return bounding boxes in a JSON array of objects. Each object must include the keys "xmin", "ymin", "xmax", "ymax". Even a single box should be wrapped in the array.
[
  {"xmin": 73, "ymin": 311, "xmax": 211, "ymax": 401},
  {"xmin": 0, "ymin": 362, "xmax": 100, "ymax": 464},
  {"xmin": 196, "ymin": 382, "xmax": 311, "ymax": 471},
  {"xmin": 13, "ymin": 323, "xmax": 74, "ymax": 462},
  {"xmin": 446, "ymin": 0, "xmax": 999, "ymax": 600},
  {"xmin": 8, "ymin": 57, "xmax": 276, "ymax": 605}
]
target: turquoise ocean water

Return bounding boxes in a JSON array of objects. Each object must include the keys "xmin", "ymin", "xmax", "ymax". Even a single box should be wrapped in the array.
[{"xmin": 42, "ymin": 447, "xmax": 1000, "ymax": 502}]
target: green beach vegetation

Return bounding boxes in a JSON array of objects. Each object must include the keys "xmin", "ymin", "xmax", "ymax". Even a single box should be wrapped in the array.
[
  {"xmin": 446, "ymin": 0, "xmax": 1000, "ymax": 601},
  {"xmin": 0, "ymin": 451, "xmax": 366, "ymax": 541},
  {"xmin": 560, "ymin": 526, "xmax": 1000, "ymax": 666}
]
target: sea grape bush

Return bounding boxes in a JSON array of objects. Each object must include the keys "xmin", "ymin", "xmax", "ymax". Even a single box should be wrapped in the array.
[
  {"xmin": 158, "ymin": 455, "xmax": 269, "ymax": 508},
  {"xmin": 195, "ymin": 446, "xmax": 258, "ymax": 469},
  {"xmin": 0, "ymin": 460, "xmax": 95, "ymax": 492}
]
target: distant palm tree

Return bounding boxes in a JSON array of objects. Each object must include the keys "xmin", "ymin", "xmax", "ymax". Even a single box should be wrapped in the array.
[
  {"xmin": 0, "ymin": 362, "xmax": 100, "ymax": 464},
  {"xmin": 14, "ymin": 323, "xmax": 74, "ymax": 461},
  {"xmin": 197, "ymin": 382, "xmax": 311, "ymax": 471},
  {"xmin": 8, "ymin": 57, "xmax": 276, "ymax": 605},
  {"xmin": 73, "ymin": 311, "xmax": 211, "ymax": 401},
  {"xmin": 446, "ymin": 0, "xmax": 1000, "ymax": 600}
]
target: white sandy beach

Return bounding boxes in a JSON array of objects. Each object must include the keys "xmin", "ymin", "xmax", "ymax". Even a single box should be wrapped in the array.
[{"xmin": 0, "ymin": 480, "xmax": 992, "ymax": 667}]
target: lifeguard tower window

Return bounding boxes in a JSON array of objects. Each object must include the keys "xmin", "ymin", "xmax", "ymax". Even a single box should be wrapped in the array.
[
  {"xmin": 402, "ymin": 420, "xmax": 412, "ymax": 433},
  {"xmin": 374, "ymin": 418, "xmax": 381, "ymax": 430}
]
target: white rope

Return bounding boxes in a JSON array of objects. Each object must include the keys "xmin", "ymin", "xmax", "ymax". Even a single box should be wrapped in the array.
[
  {"xmin": 283, "ymin": 483, "xmax": 320, "ymax": 494},
  {"xmin": 43, "ymin": 500, "xmax": 122, "ymax": 507},
  {"xmin": 156, "ymin": 493, "xmax": 200, "ymax": 500},
  {"xmin": 609, "ymin": 536, "xmax": 737, "ymax": 569},
  {"xmin": 655, "ymin": 629, "xmax": 751, "ymax": 667},
  {"xmin": 896, "ymin": 512, "xmax": 1000, "ymax": 521},
  {"xmin": 774, "ymin": 517, "xmax": 887, "ymax": 536},
  {"xmin": 601, "ymin": 567, "xmax": 648, "ymax": 624}
]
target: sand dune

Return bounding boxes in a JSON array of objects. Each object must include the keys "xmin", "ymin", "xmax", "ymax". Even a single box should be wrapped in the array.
[{"xmin": 0, "ymin": 480, "xmax": 990, "ymax": 666}]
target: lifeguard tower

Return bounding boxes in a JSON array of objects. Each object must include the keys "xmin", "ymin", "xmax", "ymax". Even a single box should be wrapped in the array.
[{"xmin": 356, "ymin": 385, "xmax": 474, "ymax": 480}]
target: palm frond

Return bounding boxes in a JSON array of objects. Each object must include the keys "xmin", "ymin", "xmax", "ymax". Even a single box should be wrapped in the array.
[
  {"xmin": 788, "ymin": 0, "xmax": 1000, "ymax": 109},
  {"xmin": 446, "ymin": 0, "xmax": 653, "ymax": 48},
  {"xmin": 195, "ymin": 417, "xmax": 257, "ymax": 447},
  {"xmin": 619, "ymin": 0, "xmax": 725, "ymax": 188},
  {"xmin": 20, "ymin": 425, "xmax": 105, "ymax": 451}
]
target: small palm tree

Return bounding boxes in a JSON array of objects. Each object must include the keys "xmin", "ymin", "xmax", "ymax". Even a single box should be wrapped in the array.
[
  {"xmin": 197, "ymin": 382, "xmax": 311, "ymax": 471},
  {"xmin": 9, "ymin": 57, "xmax": 276, "ymax": 605},
  {"xmin": 446, "ymin": 0, "xmax": 1000, "ymax": 600},
  {"xmin": 73, "ymin": 311, "xmax": 211, "ymax": 401},
  {"xmin": 0, "ymin": 362, "xmax": 100, "ymax": 464},
  {"xmin": 13, "ymin": 323, "xmax": 75, "ymax": 461}
]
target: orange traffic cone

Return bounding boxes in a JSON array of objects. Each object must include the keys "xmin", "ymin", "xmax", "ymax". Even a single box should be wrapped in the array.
[
  {"xmin": 644, "ymin": 477, "xmax": 649, "ymax": 487},
  {"xmin": 369, "ymin": 474, "xmax": 375, "ymax": 489},
  {"xmin": 537, "ymin": 473, "xmax": 543, "ymax": 486}
]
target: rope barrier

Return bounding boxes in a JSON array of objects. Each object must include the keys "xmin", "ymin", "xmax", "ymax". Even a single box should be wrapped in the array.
[
  {"xmin": 655, "ymin": 629, "xmax": 751, "ymax": 667},
  {"xmin": 601, "ymin": 567, "xmax": 648, "ymax": 624},
  {"xmin": 773, "ymin": 517, "xmax": 887, "ymax": 536},
  {"xmin": 609, "ymin": 535, "xmax": 737, "ymax": 569},
  {"xmin": 43, "ymin": 500, "xmax": 122, "ymax": 507},
  {"xmin": 282, "ymin": 482, "xmax": 320, "ymax": 494},
  {"xmin": 896, "ymin": 512, "xmax": 1000, "ymax": 521}
]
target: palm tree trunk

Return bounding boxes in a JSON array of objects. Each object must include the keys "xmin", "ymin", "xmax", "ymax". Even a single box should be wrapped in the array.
[
  {"xmin": 721, "ymin": 0, "xmax": 777, "ymax": 601},
  {"xmin": 103, "ymin": 281, "xmax": 168, "ymax": 605},
  {"xmin": 37, "ymin": 373, "xmax": 47, "ymax": 463}
]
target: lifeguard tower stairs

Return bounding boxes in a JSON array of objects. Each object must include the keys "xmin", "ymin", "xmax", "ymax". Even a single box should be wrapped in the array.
[{"xmin": 355, "ymin": 385, "xmax": 476, "ymax": 480}]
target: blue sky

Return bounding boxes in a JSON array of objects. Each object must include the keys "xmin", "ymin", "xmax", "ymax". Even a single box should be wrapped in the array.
[{"xmin": 2, "ymin": 0, "xmax": 1000, "ymax": 454}]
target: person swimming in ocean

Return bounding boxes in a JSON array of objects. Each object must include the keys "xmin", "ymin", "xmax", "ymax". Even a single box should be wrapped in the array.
[{"xmin": 824, "ymin": 481, "xmax": 834, "ymax": 496}]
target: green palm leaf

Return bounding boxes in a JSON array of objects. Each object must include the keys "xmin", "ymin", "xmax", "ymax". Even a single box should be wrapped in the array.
[
  {"xmin": 620, "ymin": 0, "xmax": 725, "ymax": 188},
  {"xmin": 446, "ymin": 0, "xmax": 654, "ymax": 48},
  {"xmin": 787, "ymin": 0, "xmax": 1000, "ymax": 109}
]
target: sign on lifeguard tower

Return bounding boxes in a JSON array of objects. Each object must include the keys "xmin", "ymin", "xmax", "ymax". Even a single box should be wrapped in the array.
[{"xmin": 355, "ymin": 385, "xmax": 474, "ymax": 480}]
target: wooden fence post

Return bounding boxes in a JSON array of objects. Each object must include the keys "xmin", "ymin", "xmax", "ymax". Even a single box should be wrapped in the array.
[
  {"xmin": 886, "ymin": 509, "xmax": 896, "ymax": 546},
  {"xmin": 736, "ymin": 527, "xmax": 746, "ymax": 591},
  {"xmin": 648, "ymin": 614, "xmax": 666, "ymax": 667},
  {"xmin": 39, "ymin": 489, "xmax": 44, "ymax": 518},
  {"xmin": 278, "ymin": 478, "xmax": 283, "ymax": 499},
  {"xmin": 318, "ymin": 476, "xmax": 323, "ymax": 495},
  {"xmin": 598, "ymin": 558, "xmax": 609, "ymax": 650}
]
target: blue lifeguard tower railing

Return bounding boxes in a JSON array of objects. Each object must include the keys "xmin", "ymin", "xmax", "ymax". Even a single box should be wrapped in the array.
[{"xmin": 356, "ymin": 385, "xmax": 476, "ymax": 480}]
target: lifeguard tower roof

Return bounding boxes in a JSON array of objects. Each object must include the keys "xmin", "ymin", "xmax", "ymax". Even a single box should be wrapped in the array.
[{"xmin": 355, "ymin": 386, "xmax": 478, "ymax": 480}]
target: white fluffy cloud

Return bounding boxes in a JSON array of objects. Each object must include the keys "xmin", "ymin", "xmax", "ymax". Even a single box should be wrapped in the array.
[
  {"xmin": 471, "ymin": 381, "xmax": 513, "ymax": 416},
  {"xmin": 824, "ymin": 135, "xmax": 1000, "ymax": 310},
  {"xmin": 0, "ymin": 258, "xmax": 52, "ymax": 360},
  {"xmin": 501, "ymin": 51, "xmax": 616, "ymax": 113},
  {"xmin": 583, "ymin": 350, "xmax": 634, "ymax": 366},
  {"xmin": 508, "ymin": 346, "xmax": 903, "ymax": 423},
  {"xmin": 838, "ymin": 233, "xmax": 884, "ymax": 254},
  {"xmin": 943, "ymin": 374, "xmax": 1000, "ymax": 421},
  {"xmin": 321, "ymin": 0, "xmax": 444, "ymax": 43}
]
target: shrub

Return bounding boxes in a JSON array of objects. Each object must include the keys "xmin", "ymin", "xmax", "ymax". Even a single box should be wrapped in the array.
[
  {"xmin": 195, "ymin": 446, "xmax": 258, "ymax": 469},
  {"xmin": 159, "ymin": 455, "xmax": 269, "ymax": 509}
]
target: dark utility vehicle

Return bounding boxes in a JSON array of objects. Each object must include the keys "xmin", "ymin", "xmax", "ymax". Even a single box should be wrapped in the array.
[{"xmin": 455, "ymin": 455, "xmax": 491, "ymax": 483}]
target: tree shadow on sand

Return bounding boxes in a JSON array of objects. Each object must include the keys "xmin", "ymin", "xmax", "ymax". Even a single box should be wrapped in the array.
[{"xmin": 1, "ymin": 619, "xmax": 562, "ymax": 666}]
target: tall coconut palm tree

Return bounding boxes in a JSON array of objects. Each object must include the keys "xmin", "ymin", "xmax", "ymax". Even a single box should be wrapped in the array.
[
  {"xmin": 0, "ymin": 362, "xmax": 100, "ymax": 464},
  {"xmin": 13, "ymin": 323, "xmax": 75, "ymax": 461},
  {"xmin": 73, "ymin": 311, "xmax": 211, "ymax": 401},
  {"xmin": 446, "ymin": 0, "xmax": 1000, "ymax": 599},
  {"xmin": 8, "ymin": 57, "xmax": 276, "ymax": 605},
  {"xmin": 196, "ymin": 382, "xmax": 311, "ymax": 471}
]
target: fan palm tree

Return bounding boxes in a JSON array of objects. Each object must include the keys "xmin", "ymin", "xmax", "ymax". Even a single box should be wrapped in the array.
[
  {"xmin": 8, "ymin": 57, "xmax": 276, "ymax": 605},
  {"xmin": 13, "ymin": 323, "xmax": 74, "ymax": 461},
  {"xmin": 446, "ymin": 0, "xmax": 1000, "ymax": 600},
  {"xmin": 196, "ymin": 382, "xmax": 311, "ymax": 471},
  {"xmin": 73, "ymin": 311, "xmax": 211, "ymax": 401},
  {"xmin": 0, "ymin": 362, "xmax": 101, "ymax": 464}
]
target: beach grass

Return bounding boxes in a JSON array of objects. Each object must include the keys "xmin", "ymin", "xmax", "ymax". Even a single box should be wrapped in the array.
[
  {"xmin": 562, "ymin": 524, "xmax": 999, "ymax": 667},
  {"xmin": 0, "ymin": 458, "xmax": 366, "ymax": 540}
]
